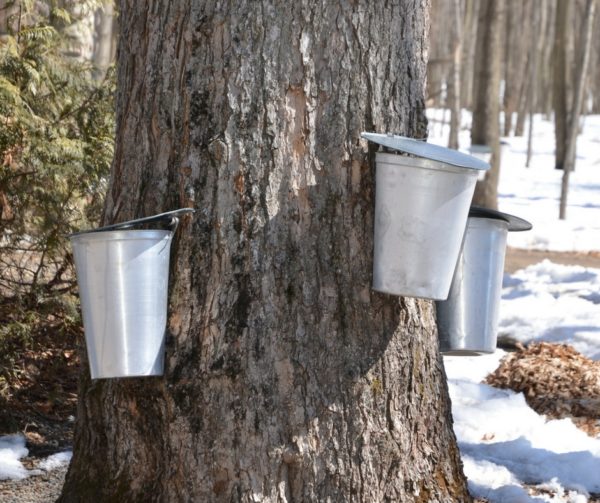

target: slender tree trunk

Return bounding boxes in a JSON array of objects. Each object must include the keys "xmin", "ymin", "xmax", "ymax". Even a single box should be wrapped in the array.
[
  {"xmin": 591, "ymin": 13, "xmax": 600, "ymax": 113},
  {"xmin": 471, "ymin": 0, "xmax": 505, "ymax": 209},
  {"xmin": 59, "ymin": 1, "xmax": 471, "ymax": 502},
  {"xmin": 526, "ymin": 0, "xmax": 547, "ymax": 168},
  {"xmin": 514, "ymin": 59, "xmax": 529, "ymax": 137},
  {"xmin": 448, "ymin": 0, "xmax": 462, "ymax": 149},
  {"xmin": 461, "ymin": 0, "xmax": 478, "ymax": 110},
  {"xmin": 540, "ymin": 1, "xmax": 556, "ymax": 118},
  {"xmin": 512, "ymin": 1, "xmax": 534, "ymax": 137},
  {"xmin": 427, "ymin": 0, "xmax": 445, "ymax": 108},
  {"xmin": 559, "ymin": 0, "xmax": 596, "ymax": 219},
  {"xmin": 553, "ymin": 0, "xmax": 572, "ymax": 170},
  {"xmin": 525, "ymin": 77, "xmax": 536, "ymax": 167},
  {"xmin": 503, "ymin": 0, "xmax": 529, "ymax": 137},
  {"xmin": 92, "ymin": 2, "xmax": 115, "ymax": 81}
]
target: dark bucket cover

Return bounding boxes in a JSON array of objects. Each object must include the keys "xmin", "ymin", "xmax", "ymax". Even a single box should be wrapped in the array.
[{"xmin": 469, "ymin": 206, "xmax": 532, "ymax": 232}]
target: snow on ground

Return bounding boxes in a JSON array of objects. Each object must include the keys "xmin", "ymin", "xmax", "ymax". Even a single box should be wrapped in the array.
[
  {"xmin": 455, "ymin": 259, "xmax": 600, "ymax": 502},
  {"xmin": 430, "ymin": 110, "xmax": 600, "ymax": 501},
  {"xmin": 0, "ymin": 436, "xmax": 32, "ymax": 480},
  {"xmin": 37, "ymin": 451, "xmax": 73, "ymax": 471},
  {"xmin": 447, "ymin": 349, "xmax": 600, "ymax": 502},
  {"xmin": 501, "ymin": 261, "xmax": 600, "ymax": 359},
  {"xmin": 0, "ymin": 434, "xmax": 71, "ymax": 481}
]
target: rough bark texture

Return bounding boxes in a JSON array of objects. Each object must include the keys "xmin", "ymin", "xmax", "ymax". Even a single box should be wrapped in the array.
[
  {"xmin": 471, "ymin": 0, "xmax": 504, "ymax": 210},
  {"xmin": 59, "ymin": 1, "xmax": 470, "ymax": 502}
]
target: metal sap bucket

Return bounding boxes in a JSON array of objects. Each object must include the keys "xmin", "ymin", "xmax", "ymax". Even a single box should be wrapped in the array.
[
  {"xmin": 362, "ymin": 133, "xmax": 490, "ymax": 300},
  {"xmin": 70, "ymin": 208, "xmax": 195, "ymax": 379},
  {"xmin": 436, "ymin": 207, "xmax": 531, "ymax": 355}
]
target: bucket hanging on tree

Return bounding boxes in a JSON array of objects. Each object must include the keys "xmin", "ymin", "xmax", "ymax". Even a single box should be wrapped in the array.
[
  {"xmin": 70, "ymin": 208, "xmax": 195, "ymax": 379},
  {"xmin": 362, "ymin": 132, "xmax": 490, "ymax": 300},
  {"xmin": 436, "ymin": 206, "xmax": 532, "ymax": 355}
]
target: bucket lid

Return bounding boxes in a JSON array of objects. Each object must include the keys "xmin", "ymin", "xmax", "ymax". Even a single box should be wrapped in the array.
[
  {"xmin": 69, "ymin": 208, "xmax": 195, "ymax": 237},
  {"xmin": 469, "ymin": 206, "xmax": 532, "ymax": 232},
  {"xmin": 361, "ymin": 132, "xmax": 490, "ymax": 171}
]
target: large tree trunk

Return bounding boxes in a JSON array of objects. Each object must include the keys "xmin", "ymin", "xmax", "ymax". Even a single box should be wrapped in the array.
[
  {"xmin": 471, "ymin": 0, "xmax": 505, "ymax": 209},
  {"xmin": 59, "ymin": 1, "xmax": 470, "ymax": 502}
]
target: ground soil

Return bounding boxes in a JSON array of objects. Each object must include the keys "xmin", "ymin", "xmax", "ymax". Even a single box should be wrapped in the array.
[
  {"xmin": 1, "ymin": 248, "xmax": 599, "ymax": 502},
  {"xmin": 504, "ymin": 247, "xmax": 600, "ymax": 273}
]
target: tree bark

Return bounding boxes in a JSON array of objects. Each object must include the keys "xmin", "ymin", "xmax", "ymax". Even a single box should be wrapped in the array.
[
  {"xmin": 559, "ymin": 0, "xmax": 596, "ymax": 220},
  {"xmin": 59, "ymin": 1, "xmax": 471, "ymax": 502},
  {"xmin": 471, "ymin": 0, "xmax": 505, "ymax": 209}
]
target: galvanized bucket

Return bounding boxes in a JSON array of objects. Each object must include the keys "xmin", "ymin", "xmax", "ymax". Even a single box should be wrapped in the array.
[
  {"xmin": 362, "ymin": 133, "xmax": 490, "ymax": 300},
  {"xmin": 70, "ymin": 208, "xmax": 194, "ymax": 379},
  {"xmin": 436, "ymin": 207, "xmax": 532, "ymax": 355}
]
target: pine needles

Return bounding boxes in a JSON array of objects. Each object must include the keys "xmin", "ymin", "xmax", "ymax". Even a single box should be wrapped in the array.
[{"xmin": 0, "ymin": 1, "xmax": 114, "ymax": 304}]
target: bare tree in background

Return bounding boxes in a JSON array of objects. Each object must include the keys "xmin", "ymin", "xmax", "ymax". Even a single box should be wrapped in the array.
[
  {"xmin": 503, "ymin": 0, "xmax": 530, "ymax": 137},
  {"xmin": 448, "ymin": 0, "xmax": 462, "ymax": 149},
  {"xmin": 553, "ymin": 0, "xmax": 573, "ymax": 171},
  {"xmin": 540, "ymin": 2, "xmax": 557, "ymax": 118},
  {"xmin": 471, "ymin": 0, "xmax": 505, "ymax": 209},
  {"xmin": 92, "ymin": 1, "xmax": 115, "ymax": 80},
  {"xmin": 559, "ymin": 0, "xmax": 596, "ymax": 219},
  {"xmin": 460, "ymin": 0, "xmax": 479, "ymax": 110},
  {"xmin": 526, "ymin": 0, "xmax": 548, "ymax": 167}
]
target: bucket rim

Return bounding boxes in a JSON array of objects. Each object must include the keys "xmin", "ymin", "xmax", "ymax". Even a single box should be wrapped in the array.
[
  {"xmin": 69, "ymin": 208, "xmax": 195, "ymax": 238},
  {"xmin": 469, "ymin": 206, "xmax": 532, "ymax": 232},
  {"xmin": 362, "ymin": 132, "xmax": 490, "ymax": 171},
  {"xmin": 374, "ymin": 151, "xmax": 480, "ymax": 176},
  {"xmin": 69, "ymin": 228, "xmax": 173, "ymax": 242}
]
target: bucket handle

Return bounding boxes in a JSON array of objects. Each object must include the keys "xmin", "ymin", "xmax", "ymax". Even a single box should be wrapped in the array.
[{"xmin": 70, "ymin": 208, "xmax": 195, "ymax": 237}]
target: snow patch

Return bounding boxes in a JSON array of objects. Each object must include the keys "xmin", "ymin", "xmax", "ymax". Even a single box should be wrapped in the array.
[
  {"xmin": 0, "ymin": 435, "xmax": 30, "ymax": 480},
  {"xmin": 38, "ymin": 450, "xmax": 73, "ymax": 471}
]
